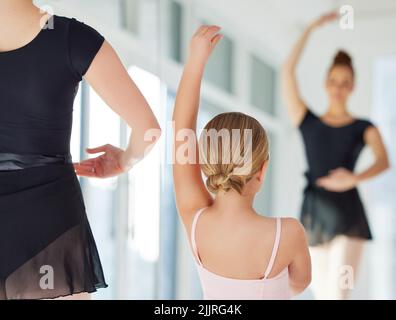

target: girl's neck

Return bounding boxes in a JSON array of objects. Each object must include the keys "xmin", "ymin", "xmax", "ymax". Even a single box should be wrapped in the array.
[{"xmin": 212, "ymin": 189, "xmax": 255, "ymax": 217}]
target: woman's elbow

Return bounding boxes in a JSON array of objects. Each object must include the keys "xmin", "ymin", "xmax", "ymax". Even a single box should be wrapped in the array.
[
  {"xmin": 144, "ymin": 114, "xmax": 162, "ymax": 138},
  {"xmin": 304, "ymin": 273, "xmax": 312, "ymax": 289},
  {"xmin": 380, "ymin": 156, "xmax": 391, "ymax": 173},
  {"xmin": 384, "ymin": 158, "xmax": 391, "ymax": 171},
  {"xmin": 147, "ymin": 119, "xmax": 162, "ymax": 147}
]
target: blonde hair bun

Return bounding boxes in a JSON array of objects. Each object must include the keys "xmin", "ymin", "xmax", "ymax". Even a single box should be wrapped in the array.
[
  {"xmin": 199, "ymin": 112, "xmax": 269, "ymax": 195},
  {"xmin": 206, "ymin": 172, "xmax": 245, "ymax": 194}
]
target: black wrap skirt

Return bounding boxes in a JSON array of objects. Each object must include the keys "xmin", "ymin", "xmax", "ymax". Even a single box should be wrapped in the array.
[
  {"xmin": 0, "ymin": 152, "xmax": 107, "ymax": 299},
  {"xmin": 300, "ymin": 182, "xmax": 373, "ymax": 246}
]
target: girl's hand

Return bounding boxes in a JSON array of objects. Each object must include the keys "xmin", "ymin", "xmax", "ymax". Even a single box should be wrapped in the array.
[
  {"xmin": 316, "ymin": 167, "xmax": 358, "ymax": 192},
  {"xmin": 308, "ymin": 11, "xmax": 338, "ymax": 31},
  {"xmin": 73, "ymin": 144, "xmax": 133, "ymax": 178},
  {"xmin": 187, "ymin": 25, "xmax": 223, "ymax": 68}
]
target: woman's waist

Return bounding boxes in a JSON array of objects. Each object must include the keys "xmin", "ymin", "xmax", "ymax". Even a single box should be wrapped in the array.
[
  {"xmin": 0, "ymin": 152, "xmax": 73, "ymax": 171},
  {"xmin": 0, "ymin": 125, "xmax": 71, "ymax": 156},
  {"xmin": 303, "ymin": 169, "xmax": 356, "ymax": 186},
  {"xmin": 303, "ymin": 183, "xmax": 360, "ymax": 199},
  {"xmin": 0, "ymin": 154, "xmax": 78, "ymax": 197}
]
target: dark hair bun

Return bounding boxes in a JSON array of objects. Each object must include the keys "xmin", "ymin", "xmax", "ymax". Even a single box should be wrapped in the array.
[{"xmin": 333, "ymin": 50, "xmax": 353, "ymax": 67}]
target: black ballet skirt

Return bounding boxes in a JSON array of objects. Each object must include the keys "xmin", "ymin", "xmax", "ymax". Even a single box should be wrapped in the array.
[
  {"xmin": 0, "ymin": 15, "xmax": 108, "ymax": 299},
  {"xmin": 299, "ymin": 109, "xmax": 374, "ymax": 246}
]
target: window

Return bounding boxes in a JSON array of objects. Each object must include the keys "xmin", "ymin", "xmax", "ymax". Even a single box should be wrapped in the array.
[
  {"xmin": 250, "ymin": 55, "xmax": 276, "ymax": 115},
  {"xmin": 157, "ymin": 90, "xmax": 179, "ymax": 299},
  {"xmin": 120, "ymin": 0, "xmax": 139, "ymax": 34},
  {"xmin": 253, "ymin": 132, "xmax": 275, "ymax": 215},
  {"xmin": 204, "ymin": 33, "xmax": 234, "ymax": 93},
  {"xmin": 368, "ymin": 56, "xmax": 396, "ymax": 299},
  {"xmin": 167, "ymin": 0, "xmax": 184, "ymax": 63},
  {"xmin": 121, "ymin": 0, "xmax": 159, "ymax": 52},
  {"xmin": 124, "ymin": 66, "xmax": 162, "ymax": 299},
  {"xmin": 78, "ymin": 83, "xmax": 121, "ymax": 300}
]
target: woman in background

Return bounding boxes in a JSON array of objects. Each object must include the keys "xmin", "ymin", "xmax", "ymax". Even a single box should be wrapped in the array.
[
  {"xmin": 172, "ymin": 25, "xmax": 311, "ymax": 300},
  {"xmin": 282, "ymin": 12, "xmax": 389, "ymax": 299},
  {"xmin": 0, "ymin": 0, "xmax": 160, "ymax": 299}
]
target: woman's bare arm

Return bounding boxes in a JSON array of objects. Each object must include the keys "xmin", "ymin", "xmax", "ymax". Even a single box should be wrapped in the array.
[
  {"xmin": 281, "ymin": 12, "xmax": 338, "ymax": 127},
  {"xmin": 74, "ymin": 41, "xmax": 161, "ymax": 178},
  {"xmin": 356, "ymin": 126, "xmax": 390, "ymax": 181}
]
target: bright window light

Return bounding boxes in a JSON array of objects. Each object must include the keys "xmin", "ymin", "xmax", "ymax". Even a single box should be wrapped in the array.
[
  {"xmin": 88, "ymin": 85, "xmax": 121, "ymax": 189},
  {"xmin": 127, "ymin": 66, "xmax": 161, "ymax": 263}
]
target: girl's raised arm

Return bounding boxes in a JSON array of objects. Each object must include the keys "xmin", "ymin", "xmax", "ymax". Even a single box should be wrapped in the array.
[{"xmin": 172, "ymin": 26, "xmax": 223, "ymax": 226}]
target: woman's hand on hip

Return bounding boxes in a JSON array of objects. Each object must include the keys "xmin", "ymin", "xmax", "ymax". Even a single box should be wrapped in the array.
[
  {"xmin": 73, "ymin": 144, "xmax": 133, "ymax": 178},
  {"xmin": 316, "ymin": 167, "xmax": 358, "ymax": 192}
]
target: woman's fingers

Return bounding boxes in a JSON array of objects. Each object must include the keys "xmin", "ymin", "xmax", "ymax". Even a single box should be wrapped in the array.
[
  {"xmin": 74, "ymin": 162, "xmax": 96, "ymax": 173},
  {"xmin": 329, "ymin": 167, "xmax": 348, "ymax": 176},
  {"xmin": 320, "ymin": 11, "xmax": 339, "ymax": 24},
  {"xmin": 75, "ymin": 170, "xmax": 97, "ymax": 177},
  {"xmin": 86, "ymin": 144, "xmax": 109, "ymax": 154},
  {"xmin": 74, "ymin": 165, "xmax": 95, "ymax": 173},
  {"xmin": 312, "ymin": 10, "xmax": 338, "ymax": 29},
  {"xmin": 316, "ymin": 177, "xmax": 327, "ymax": 187},
  {"xmin": 74, "ymin": 158, "xmax": 99, "ymax": 176},
  {"xmin": 73, "ymin": 159, "xmax": 97, "ymax": 173},
  {"xmin": 326, "ymin": 11, "xmax": 339, "ymax": 19},
  {"xmin": 316, "ymin": 176, "xmax": 335, "ymax": 186},
  {"xmin": 77, "ymin": 158, "xmax": 98, "ymax": 166},
  {"xmin": 74, "ymin": 164, "xmax": 94, "ymax": 171}
]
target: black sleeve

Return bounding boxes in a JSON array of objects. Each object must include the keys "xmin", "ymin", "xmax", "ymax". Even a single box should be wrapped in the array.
[
  {"xmin": 68, "ymin": 18, "xmax": 105, "ymax": 80},
  {"xmin": 298, "ymin": 108, "xmax": 318, "ymax": 130},
  {"xmin": 358, "ymin": 119, "xmax": 376, "ymax": 143}
]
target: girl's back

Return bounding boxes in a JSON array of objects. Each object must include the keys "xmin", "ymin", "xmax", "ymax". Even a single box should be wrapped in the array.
[
  {"xmin": 189, "ymin": 206, "xmax": 303, "ymax": 299},
  {"xmin": 172, "ymin": 25, "xmax": 311, "ymax": 300}
]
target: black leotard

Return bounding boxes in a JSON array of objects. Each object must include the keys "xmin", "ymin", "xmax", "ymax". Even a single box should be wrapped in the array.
[
  {"xmin": 0, "ymin": 15, "xmax": 107, "ymax": 299},
  {"xmin": 299, "ymin": 109, "xmax": 374, "ymax": 246}
]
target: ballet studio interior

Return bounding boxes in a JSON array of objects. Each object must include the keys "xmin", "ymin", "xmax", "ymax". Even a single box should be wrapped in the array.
[{"xmin": 25, "ymin": 0, "xmax": 396, "ymax": 300}]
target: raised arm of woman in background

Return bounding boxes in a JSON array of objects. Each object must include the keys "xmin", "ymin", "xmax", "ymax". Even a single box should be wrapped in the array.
[
  {"xmin": 281, "ymin": 11, "xmax": 338, "ymax": 127},
  {"xmin": 74, "ymin": 41, "xmax": 162, "ymax": 178},
  {"xmin": 172, "ymin": 26, "xmax": 223, "ymax": 226}
]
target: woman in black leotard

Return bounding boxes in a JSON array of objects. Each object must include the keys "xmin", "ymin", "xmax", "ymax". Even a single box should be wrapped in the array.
[
  {"xmin": 0, "ymin": 1, "xmax": 161, "ymax": 299},
  {"xmin": 282, "ymin": 12, "xmax": 389, "ymax": 299}
]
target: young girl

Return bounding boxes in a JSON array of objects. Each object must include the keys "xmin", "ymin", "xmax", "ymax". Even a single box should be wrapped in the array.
[{"xmin": 172, "ymin": 25, "xmax": 311, "ymax": 300}]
